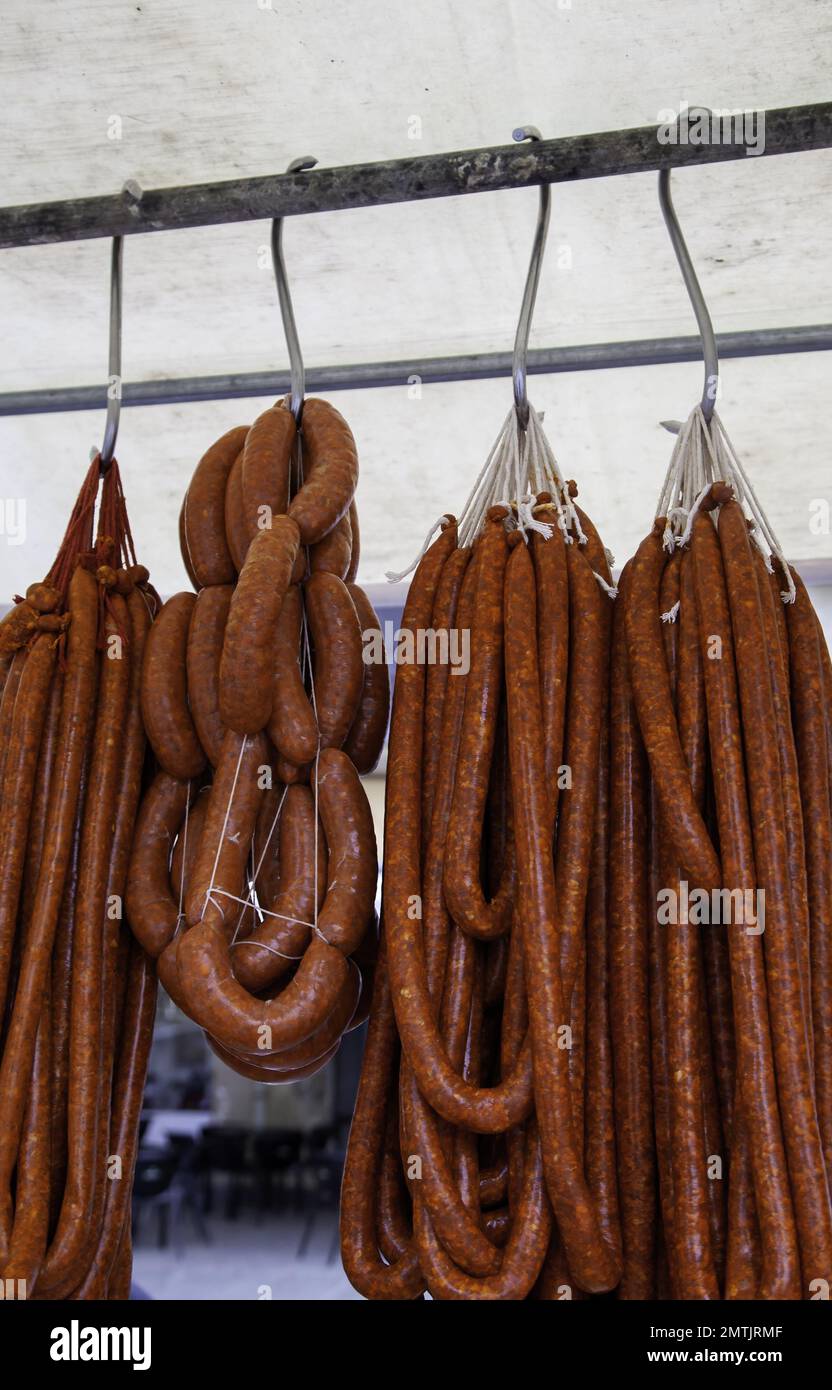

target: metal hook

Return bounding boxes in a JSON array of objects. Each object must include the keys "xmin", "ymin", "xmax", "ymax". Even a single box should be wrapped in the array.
[
  {"xmin": 95, "ymin": 234, "xmax": 123, "ymax": 469},
  {"xmin": 511, "ymin": 126, "xmax": 551, "ymax": 430},
  {"xmin": 272, "ymin": 156, "xmax": 318, "ymax": 425},
  {"xmin": 658, "ymin": 123, "xmax": 719, "ymax": 424}
]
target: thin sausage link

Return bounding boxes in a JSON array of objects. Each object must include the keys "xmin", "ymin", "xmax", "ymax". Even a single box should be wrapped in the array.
[
  {"xmin": 697, "ymin": 934, "xmax": 727, "ymax": 1287},
  {"xmin": 444, "ymin": 522, "xmax": 515, "ymax": 941},
  {"xmin": 85, "ymin": 586, "xmax": 151, "ymax": 1285},
  {"xmin": 718, "ymin": 501, "xmax": 832, "ymax": 1290},
  {"xmin": 667, "ymin": 550, "xmax": 718, "ymax": 1298},
  {"xmin": 500, "ymin": 920, "xmax": 528, "ymax": 1214},
  {"xmin": 375, "ymin": 1090, "xmax": 414, "ymax": 1265},
  {"xmin": 453, "ymin": 952, "xmax": 485, "ymax": 1213},
  {"xmin": 609, "ymin": 561, "xmax": 656, "ymax": 1299},
  {"xmin": 754, "ymin": 551, "xmax": 813, "ymax": 1055},
  {"xmin": 40, "ymin": 590, "xmax": 132, "ymax": 1293},
  {"xmin": 68, "ymin": 941, "xmax": 158, "ymax": 1298},
  {"xmin": 400, "ymin": 1063, "xmax": 501, "ymax": 1277},
  {"xmin": 421, "ymin": 547, "xmax": 471, "ymax": 853},
  {"xmin": 422, "ymin": 556, "xmax": 477, "ymax": 1003},
  {"xmin": 0, "ymin": 567, "xmax": 98, "ymax": 1263},
  {"xmin": 0, "ymin": 634, "xmax": 58, "ymax": 1021},
  {"xmin": 556, "ymin": 542, "xmax": 608, "ymax": 999},
  {"xmin": 624, "ymin": 526, "xmax": 720, "ymax": 889},
  {"xmin": 691, "ymin": 511, "xmax": 800, "ymax": 1298},
  {"xmin": 48, "ymin": 726, "xmax": 89, "ymax": 1230},
  {"xmin": 787, "ymin": 571, "xmax": 832, "ymax": 1181},
  {"xmin": 584, "ymin": 710, "xmax": 623, "ymax": 1271},
  {"xmin": 340, "ymin": 936, "xmax": 425, "ymax": 1299},
  {"xmin": 2, "ymin": 988, "xmax": 52, "ymax": 1291},
  {"xmin": 649, "ymin": 548, "xmax": 681, "ymax": 1295},
  {"xmin": 385, "ymin": 524, "xmax": 533, "ymax": 1133},
  {"xmin": 413, "ymin": 1120, "xmax": 551, "ymax": 1301},
  {"xmin": 531, "ymin": 526, "xmax": 568, "ymax": 814},
  {"xmin": 505, "ymin": 539, "xmax": 619, "ymax": 1293},
  {"xmin": 724, "ymin": 1100, "xmax": 761, "ymax": 1300},
  {"xmin": 648, "ymin": 781, "xmax": 678, "ymax": 1296},
  {"xmin": 0, "ymin": 648, "xmax": 27, "ymax": 798}
]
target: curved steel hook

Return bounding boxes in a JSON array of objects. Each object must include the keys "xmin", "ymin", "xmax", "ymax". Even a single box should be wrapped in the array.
[
  {"xmin": 97, "ymin": 235, "xmax": 123, "ymax": 469},
  {"xmin": 511, "ymin": 126, "xmax": 551, "ymax": 430},
  {"xmin": 658, "ymin": 135, "xmax": 719, "ymax": 423},
  {"xmin": 272, "ymin": 156, "xmax": 318, "ymax": 424}
]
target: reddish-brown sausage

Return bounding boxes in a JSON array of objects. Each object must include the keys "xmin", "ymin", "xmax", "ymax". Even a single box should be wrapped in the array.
[
  {"xmin": 126, "ymin": 772, "xmax": 192, "ymax": 958},
  {"xmin": 219, "ymin": 519, "xmax": 300, "ymax": 734},
  {"xmin": 186, "ymin": 583, "xmax": 232, "ymax": 766},
  {"xmin": 241, "ymin": 406, "xmax": 296, "ymax": 539},
  {"xmin": 266, "ymin": 584, "xmax": 319, "ymax": 766},
  {"xmin": 343, "ymin": 583, "xmax": 390, "ymax": 775},
  {"xmin": 304, "ymin": 572, "xmax": 364, "ymax": 749},
  {"xmin": 289, "ymin": 398, "xmax": 359, "ymax": 545},
  {"xmin": 141, "ymin": 591, "xmax": 206, "ymax": 779}
]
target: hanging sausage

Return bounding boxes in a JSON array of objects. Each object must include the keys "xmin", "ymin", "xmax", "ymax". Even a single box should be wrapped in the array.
[
  {"xmin": 340, "ymin": 391, "xmax": 623, "ymax": 1298},
  {"xmin": 0, "ymin": 452, "xmax": 158, "ymax": 1300},
  {"xmin": 611, "ymin": 405, "xmax": 832, "ymax": 1299},
  {"xmin": 127, "ymin": 396, "xmax": 387, "ymax": 1081}
]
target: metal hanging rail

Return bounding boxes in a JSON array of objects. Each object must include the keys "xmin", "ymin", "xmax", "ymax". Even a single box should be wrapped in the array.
[
  {"xmin": 1, "ymin": 103, "xmax": 830, "ymax": 248},
  {"xmin": 1, "ymin": 324, "xmax": 827, "ymax": 417}
]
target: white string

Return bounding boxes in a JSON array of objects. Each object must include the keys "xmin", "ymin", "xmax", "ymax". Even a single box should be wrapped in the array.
[
  {"xmin": 174, "ymin": 783, "xmax": 191, "ymax": 931},
  {"xmin": 214, "ymin": 889, "xmax": 328, "ymax": 948},
  {"xmin": 202, "ymin": 736, "xmax": 248, "ymax": 922},
  {"xmin": 228, "ymin": 783, "xmax": 290, "ymax": 948},
  {"xmin": 386, "ymin": 513, "xmax": 454, "ymax": 583},
  {"xmin": 710, "ymin": 414, "xmax": 795, "ymax": 602},
  {"xmin": 593, "ymin": 570, "xmax": 618, "ymax": 598},
  {"xmin": 459, "ymin": 410, "xmax": 513, "ymax": 541},
  {"xmin": 676, "ymin": 481, "xmax": 714, "ymax": 550},
  {"xmin": 654, "ymin": 406, "xmax": 795, "ymax": 601}
]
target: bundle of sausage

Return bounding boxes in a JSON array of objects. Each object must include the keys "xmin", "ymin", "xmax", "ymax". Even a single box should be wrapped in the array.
[
  {"xmin": 341, "ymin": 403, "xmax": 623, "ymax": 1298},
  {"xmin": 0, "ymin": 455, "xmax": 157, "ymax": 1300},
  {"xmin": 610, "ymin": 407, "xmax": 832, "ymax": 1298},
  {"xmin": 127, "ymin": 397, "xmax": 387, "ymax": 1082}
]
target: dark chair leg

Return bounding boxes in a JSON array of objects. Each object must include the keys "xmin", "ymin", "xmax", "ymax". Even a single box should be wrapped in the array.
[
  {"xmin": 297, "ymin": 1213, "xmax": 315, "ymax": 1258},
  {"xmin": 188, "ymin": 1195, "xmax": 211, "ymax": 1244},
  {"xmin": 157, "ymin": 1203, "xmax": 168, "ymax": 1250},
  {"xmin": 172, "ymin": 1195, "xmax": 186, "ymax": 1258}
]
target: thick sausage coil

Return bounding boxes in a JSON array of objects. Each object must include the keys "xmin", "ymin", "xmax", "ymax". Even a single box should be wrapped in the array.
[{"xmin": 125, "ymin": 399, "xmax": 374, "ymax": 1113}]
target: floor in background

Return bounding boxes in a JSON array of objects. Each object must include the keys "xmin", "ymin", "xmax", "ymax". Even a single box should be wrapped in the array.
[{"xmin": 132, "ymin": 1212, "xmax": 362, "ymax": 1301}]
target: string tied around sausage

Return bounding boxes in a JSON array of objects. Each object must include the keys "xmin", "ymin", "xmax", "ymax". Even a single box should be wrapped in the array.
[
  {"xmin": 654, "ymin": 403, "xmax": 795, "ymax": 603},
  {"xmin": 208, "ymin": 580, "xmax": 325, "ymax": 963},
  {"xmin": 385, "ymin": 514, "xmax": 456, "ymax": 583}
]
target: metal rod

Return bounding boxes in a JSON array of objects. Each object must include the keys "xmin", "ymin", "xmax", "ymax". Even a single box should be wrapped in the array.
[
  {"xmin": 1, "ymin": 103, "xmax": 829, "ymax": 249},
  {"xmin": 1, "ymin": 324, "xmax": 828, "ymax": 418},
  {"xmin": 272, "ymin": 156, "xmax": 317, "ymax": 422},
  {"xmin": 511, "ymin": 127, "xmax": 551, "ymax": 428},
  {"xmin": 97, "ymin": 236, "xmax": 123, "ymax": 466},
  {"xmin": 659, "ymin": 156, "xmax": 719, "ymax": 420}
]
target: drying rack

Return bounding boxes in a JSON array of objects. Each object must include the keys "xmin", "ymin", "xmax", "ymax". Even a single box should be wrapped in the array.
[{"xmin": 0, "ymin": 100, "xmax": 831, "ymax": 417}]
